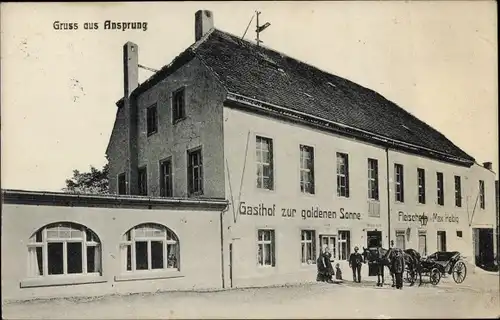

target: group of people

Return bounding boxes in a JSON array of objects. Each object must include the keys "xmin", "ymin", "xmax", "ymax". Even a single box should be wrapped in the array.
[
  {"xmin": 316, "ymin": 241, "xmax": 406, "ymax": 290},
  {"xmin": 316, "ymin": 246, "xmax": 364, "ymax": 283}
]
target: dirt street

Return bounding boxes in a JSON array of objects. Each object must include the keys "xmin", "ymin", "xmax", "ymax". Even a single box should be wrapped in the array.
[{"xmin": 3, "ymin": 271, "xmax": 498, "ymax": 319}]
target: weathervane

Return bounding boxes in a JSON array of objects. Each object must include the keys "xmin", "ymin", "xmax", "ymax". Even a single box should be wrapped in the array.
[{"xmin": 255, "ymin": 11, "xmax": 271, "ymax": 46}]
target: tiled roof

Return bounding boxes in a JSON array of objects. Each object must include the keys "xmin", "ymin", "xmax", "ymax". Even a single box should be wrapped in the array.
[{"xmin": 192, "ymin": 29, "xmax": 474, "ymax": 164}]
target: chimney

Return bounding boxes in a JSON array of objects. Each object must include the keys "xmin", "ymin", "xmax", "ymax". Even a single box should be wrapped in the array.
[
  {"xmin": 123, "ymin": 42, "xmax": 139, "ymax": 195},
  {"xmin": 483, "ymin": 162, "xmax": 493, "ymax": 170},
  {"xmin": 195, "ymin": 10, "xmax": 214, "ymax": 41}
]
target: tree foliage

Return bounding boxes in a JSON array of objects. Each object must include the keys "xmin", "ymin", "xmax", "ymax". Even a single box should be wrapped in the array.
[{"xmin": 63, "ymin": 163, "xmax": 109, "ymax": 194}]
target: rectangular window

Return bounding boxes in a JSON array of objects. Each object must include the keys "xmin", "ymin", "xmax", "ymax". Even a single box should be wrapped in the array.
[
  {"xmin": 299, "ymin": 145, "xmax": 315, "ymax": 194},
  {"xmin": 146, "ymin": 103, "xmax": 158, "ymax": 136},
  {"xmin": 437, "ymin": 172, "xmax": 444, "ymax": 206},
  {"xmin": 437, "ymin": 231, "xmax": 447, "ymax": 251},
  {"xmin": 337, "ymin": 153, "xmax": 350, "ymax": 198},
  {"xmin": 187, "ymin": 148, "xmax": 203, "ymax": 196},
  {"xmin": 138, "ymin": 167, "xmax": 148, "ymax": 196},
  {"xmin": 160, "ymin": 158, "xmax": 173, "ymax": 197},
  {"xmin": 418, "ymin": 232, "xmax": 427, "ymax": 256},
  {"xmin": 67, "ymin": 242, "xmax": 83, "ymax": 274},
  {"xmin": 456, "ymin": 230, "xmax": 463, "ymax": 238},
  {"xmin": 338, "ymin": 230, "xmax": 350, "ymax": 260},
  {"xmin": 257, "ymin": 230, "xmax": 275, "ymax": 267},
  {"xmin": 454, "ymin": 175, "xmax": 462, "ymax": 207},
  {"xmin": 395, "ymin": 164, "xmax": 404, "ymax": 202},
  {"xmin": 301, "ymin": 230, "xmax": 316, "ymax": 264},
  {"xmin": 118, "ymin": 173, "xmax": 127, "ymax": 195},
  {"xmin": 256, "ymin": 136, "xmax": 274, "ymax": 190},
  {"xmin": 417, "ymin": 168, "xmax": 426, "ymax": 204},
  {"xmin": 320, "ymin": 235, "xmax": 337, "ymax": 261},
  {"xmin": 367, "ymin": 158, "xmax": 379, "ymax": 200},
  {"xmin": 172, "ymin": 88, "xmax": 186, "ymax": 122},
  {"xmin": 48, "ymin": 243, "xmax": 64, "ymax": 275},
  {"xmin": 395, "ymin": 230, "xmax": 406, "ymax": 250},
  {"xmin": 479, "ymin": 180, "xmax": 485, "ymax": 209}
]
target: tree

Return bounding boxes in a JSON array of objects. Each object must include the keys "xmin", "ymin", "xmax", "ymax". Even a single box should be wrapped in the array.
[{"xmin": 63, "ymin": 163, "xmax": 109, "ymax": 194}]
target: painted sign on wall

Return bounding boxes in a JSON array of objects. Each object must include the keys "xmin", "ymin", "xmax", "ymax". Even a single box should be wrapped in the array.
[
  {"xmin": 238, "ymin": 201, "xmax": 362, "ymax": 220},
  {"xmin": 398, "ymin": 211, "xmax": 459, "ymax": 225}
]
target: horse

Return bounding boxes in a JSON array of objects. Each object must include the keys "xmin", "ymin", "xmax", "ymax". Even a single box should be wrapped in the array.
[{"xmin": 362, "ymin": 247, "xmax": 422, "ymax": 287}]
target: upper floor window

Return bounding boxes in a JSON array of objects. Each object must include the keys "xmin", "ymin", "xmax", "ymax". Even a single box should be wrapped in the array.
[
  {"xmin": 120, "ymin": 223, "xmax": 179, "ymax": 272},
  {"xmin": 367, "ymin": 158, "xmax": 378, "ymax": 200},
  {"xmin": 417, "ymin": 168, "xmax": 426, "ymax": 204},
  {"xmin": 395, "ymin": 164, "xmax": 404, "ymax": 202},
  {"xmin": 437, "ymin": 172, "xmax": 444, "ymax": 206},
  {"xmin": 454, "ymin": 175, "xmax": 462, "ymax": 207},
  {"xmin": 256, "ymin": 136, "xmax": 274, "ymax": 190},
  {"xmin": 146, "ymin": 103, "xmax": 158, "ymax": 136},
  {"xmin": 336, "ymin": 153, "xmax": 350, "ymax": 198},
  {"xmin": 118, "ymin": 173, "xmax": 127, "ymax": 195},
  {"xmin": 27, "ymin": 223, "xmax": 102, "ymax": 277},
  {"xmin": 172, "ymin": 88, "xmax": 186, "ymax": 123},
  {"xmin": 257, "ymin": 229, "xmax": 275, "ymax": 267},
  {"xmin": 479, "ymin": 180, "xmax": 485, "ymax": 209},
  {"xmin": 188, "ymin": 148, "xmax": 203, "ymax": 196},
  {"xmin": 160, "ymin": 158, "xmax": 173, "ymax": 197},
  {"xmin": 299, "ymin": 145, "xmax": 315, "ymax": 194},
  {"xmin": 138, "ymin": 167, "xmax": 148, "ymax": 196}
]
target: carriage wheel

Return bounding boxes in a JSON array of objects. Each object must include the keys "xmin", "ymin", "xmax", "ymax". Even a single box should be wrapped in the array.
[
  {"xmin": 430, "ymin": 268, "xmax": 441, "ymax": 286},
  {"xmin": 452, "ymin": 261, "xmax": 467, "ymax": 284}
]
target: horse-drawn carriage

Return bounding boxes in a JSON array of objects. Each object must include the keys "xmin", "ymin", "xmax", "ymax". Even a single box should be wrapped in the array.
[{"xmin": 406, "ymin": 251, "xmax": 467, "ymax": 286}]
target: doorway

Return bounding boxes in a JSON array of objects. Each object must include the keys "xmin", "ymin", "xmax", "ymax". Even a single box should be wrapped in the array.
[
  {"xmin": 437, "ymin": 231, "xmax": 447, "ymax": 252},
  {"xmin": 366, "ymin": 231, "xmax": 382, "ymax": 276},
  {"xmin": 474, "ymin": 228, "xmax": 494, "ymax": 270}
]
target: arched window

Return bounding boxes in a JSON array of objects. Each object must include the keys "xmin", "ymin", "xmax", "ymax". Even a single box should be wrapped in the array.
[
  {"xmin": 27, "ymin": 222, "xmax": 102, "ymax": 277},
  {"xmin": 120, "ymin": 223, "xmax": 179, "ymax": 272}
]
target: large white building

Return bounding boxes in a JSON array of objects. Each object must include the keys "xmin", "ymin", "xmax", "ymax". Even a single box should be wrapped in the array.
[{"xmin": 1, "ymin": 10, "xmax": 497, "ymax": 301}]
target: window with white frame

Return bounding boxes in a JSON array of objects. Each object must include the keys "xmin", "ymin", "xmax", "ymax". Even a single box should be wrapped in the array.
[
  {"xmin": 367, "ymin": 158, "xmax": 378, "ymax": 200},
  {"xmin": 256, "ymin": 136, "xmax": 274, "ymax": 190},
  {"xmin": 479, "ymin": 180, "xmax": 485, "ymax": 209},
  {"xmin": 257, "ymin": 229, "xmax": 275, "ymax": 267},
  {"xmin": 417, "ymin": 168, "xmax": 426, "ymax": 204},
  {"xmin": 437, "ymin": 172, "xmax": 444, "ymax": 206},
  {"xmin": 27, "ymin": 223, "xmax": 101, "ymax": 277},
  {"xmin": 120, "ymin": 224, "xmax": 179, "ymax": 272},
  {"xmin": 301, "ymin": 230, "xmax": 316, "ymax": 264},
  {"xmin": 299, "ymin": 145, "xmax": 315, "ymax": 194},
  {"xmin": 395, "ymin": 230, "xmax": 406, "ymax": 250},
  {"xmin": 418, "ymin": 231, "xmax": 427, "ymax": 256},
  {"xmin": 395, "ymin": 164, "xmax": 404, "ymax": 202},
  {"xmin": 338, "ymin": 230, "xmax": 351, "ymax": 260},
  {"xmin": 337, "ymin": 153, "xmax": 350, "ymax": 197}
]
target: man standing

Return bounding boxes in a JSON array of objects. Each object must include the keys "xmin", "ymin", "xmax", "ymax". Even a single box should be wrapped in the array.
[
  {"xmin": 349, "ymin": 246, "xmax": 364, "ymax": 283},
  {"xmin": 392, "ymin": 248, "xmax": 405, "ymax": 289}
]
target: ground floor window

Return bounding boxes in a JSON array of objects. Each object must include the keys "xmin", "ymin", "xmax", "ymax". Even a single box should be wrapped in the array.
[
  {"xmin": 120, "ymin": 224, "xmax": 179, "ymax": 272},
  {"xmin": 418, "ymin": 231, "xmax": 427, "ymax": 256},
  {"xmin": 257, "ymin": 229, "xmax": 275, "ymax": 267},
  {"xmin": 338, "ymin": 230, "xmax": 350, "ymax": 260},
  {"xmin": 301, "ymin": 230, "xmax": 316, "ymax": 264},
  {"xmin": 437, "ymin": 231, "xmax": 447, "ymax": 252},
  {"xmin": 27, "ymin": 223, "xmax": 101, "ymax": 277},
  {"xmin": 395, "ymin": 230, "xmax": 406, "ymax": 250},
  {"xmin": 320, "ymin": 235, "xmax": 337, "ymax": 260}
]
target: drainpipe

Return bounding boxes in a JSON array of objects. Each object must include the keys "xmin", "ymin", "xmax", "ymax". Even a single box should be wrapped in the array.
[{"xmin": 386, "ymin": 147, "xmax": 391, "ymax": 246}]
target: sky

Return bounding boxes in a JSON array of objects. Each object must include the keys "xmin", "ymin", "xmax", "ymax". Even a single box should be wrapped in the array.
[{"xmin": 1, "ymin": 1, "xmax": 498, "ymax": 192}]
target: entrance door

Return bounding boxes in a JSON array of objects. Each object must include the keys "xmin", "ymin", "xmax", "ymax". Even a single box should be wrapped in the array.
[
  {"xmin": 475, "ymin": 228, "xmax": 494, "ymax": 269},
  {"xmin": 366, "ymin": 231, "xmax": 382, "ymax": 276},
  {"xmin": 437, "ymin": 231, "xmax": 447, "ymax": 252},
  {"xmin": 320, "ymin": 235, "xmax": 337, "ymax": 260}
]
